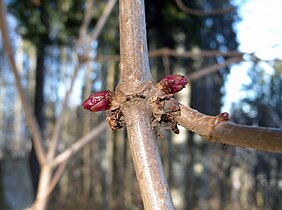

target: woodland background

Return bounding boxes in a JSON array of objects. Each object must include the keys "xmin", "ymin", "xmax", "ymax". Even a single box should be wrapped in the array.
[{"xmin": 0, "ymin": 0, "xmax": 281, "ymax": 210}]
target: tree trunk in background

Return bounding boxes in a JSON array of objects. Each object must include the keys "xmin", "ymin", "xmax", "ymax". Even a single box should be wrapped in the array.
[
  {"xmin": 29, "ymin": 43, "xmax": 46, "ymax": 197},
  {"xmin": 100, "ymin": 61, "xmax": 116, "ymax": 210},
  {"xmin": 59, "ymin": 111, "xmax": 70, "ymax": 198},
  {"xmin": 184, "ymin": 132, "xmax": 196, "ymax": 210},
  {"xmin": 111, "ymin": 130, "xmax": 126, "ymax": 209},
  {"xmin": 82, "ymin": 61, "xmax": 92, "ymax": 197},
  {"xmin": 105, "ymin": 61, "xmax": 115, "ymax": 209},
  {"xmin": 0, "ymin": 89, "xmax": 3, "ymax": 150},
  {"xmin": 34, "ymin": 43, "xmax": 46, "ymax": 138},
  {"xmin": 14, "ymin": 39, "xmax": 23, "ymax": 157}
]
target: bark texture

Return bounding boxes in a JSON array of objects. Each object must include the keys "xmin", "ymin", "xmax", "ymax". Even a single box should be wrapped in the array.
[
  {"xmin": 123, "ymin": 100, "xmax": 175, "ymax": 210},
  {"xmin": 176, "ymin": 104, "xmax": 282, "ymax": 153},
  {"xmin": 117, "ymin": 0, "xmax": 152, "ymax": 94},
  {"xmin": 118, "ymin": 0, "xmax": 175, "ymax": 209}
]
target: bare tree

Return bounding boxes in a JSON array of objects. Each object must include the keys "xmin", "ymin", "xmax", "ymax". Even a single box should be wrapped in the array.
[{"xmin": 1, "ymin": 0, "xmax": 282, "ymax": 209}]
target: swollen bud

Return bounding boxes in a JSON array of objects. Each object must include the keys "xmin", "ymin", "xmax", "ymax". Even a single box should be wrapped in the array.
[
  {"xmin": 158, "ymin": 74, "xmax": 188, "ymax": 94},
  {"xmin": 218, "ymin": 112, "xmax": 229, "ymax": 121},
  {"xmin": 82, "ymin": 90, "xmax": 112, "ymax": 112}
]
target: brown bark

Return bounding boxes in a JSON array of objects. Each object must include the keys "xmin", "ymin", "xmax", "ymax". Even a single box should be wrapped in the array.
[
  {"xmin": 118, "ymin": 0, "xmax": 175, "ymax": 209},
  {"xmin": 211, "ymin": 123, "xmax": 282, "ymax": 153},
  {"xmin": 176, "ymin": 104, "xmax": 282, "ymax": 153},
  {"xmin": 122, "ymin": 101, "xmax": 175, "ymax": 210},
  {"xmin": 117, "ymin": 0, "xmax": 152, "ymax": 94}
]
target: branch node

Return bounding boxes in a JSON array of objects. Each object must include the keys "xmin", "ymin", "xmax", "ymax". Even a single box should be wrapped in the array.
[
  {"xmin": 207, "ymin": 112, "xmax": 230, "ymax": 142},
  {"xmin": 105, "ymin": 75, "xmax": 189, "ymax": 135}
]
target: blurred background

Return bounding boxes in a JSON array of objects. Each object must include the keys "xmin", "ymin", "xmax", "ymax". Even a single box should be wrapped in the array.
[{"xmin": 0, "ymin": 0, "xmax": 281, "ymax": 210}]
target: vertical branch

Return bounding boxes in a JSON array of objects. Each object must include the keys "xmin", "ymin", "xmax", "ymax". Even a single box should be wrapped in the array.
[
  {"xmin": 118, "ymin": 0, "xmax": 152, "ymax": 94},
  {"xmin": 122, "ymin": 102, "xmax": 175, "ymax": 210},
  {"xmin": 0, "ymin": 0, "xmax": 46, "ymax": 165},
  {"xmin": 118, "ymin": 0, "xmax": 175, "ymax": 209}
]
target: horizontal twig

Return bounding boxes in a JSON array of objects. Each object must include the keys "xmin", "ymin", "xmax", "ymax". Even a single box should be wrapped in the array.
[
  {"xmin": 46, "ymin": 161, "xmax": 67, "ymax": 197},
  {"xmin": 176, "ymin": 104, "xmax": 282, "ymax": 153},
  {"xmin": 150, "ymin": 48, "xmax": 243, "ymax": 59},
  {"xmin": 96, "ymin": 47, "xmax": 244, "ymax": 62},
  {"xmin": 174, "ymin": 0, "xmax": 235, "ymax": 16},
  {"xmin": 187, "ymin": 57, "xmax": 242, "ymax": 81},
  {"xmin": 211, "ymin": 122, "xmax": 282, "ymax": 153}
]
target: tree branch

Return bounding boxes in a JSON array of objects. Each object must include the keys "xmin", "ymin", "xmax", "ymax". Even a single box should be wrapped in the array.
[
  {"xmin": 0, "ymin": 0, "xmax": 47, "ymax": 165},
  {"xmin": 46, "ymin": 161, "xmax": 67, "ymax": 197},
  {"xmin": 176, "ymin": 104, "xmax": 282, "ymax": 153},
  {"xmin": 174, "ymin": 0, "xmax": 235, "ymax": 16},
  {"xmin": 122, "ymin": 101, "xmax": 175, "ymax": 210},
  {"xmin": 187, "ymin": 57, "xmax": 242, "ymax": 81},
  {"xmin": 47, "ymin": 63, "xmax": 81, "ymax": 159},
  {"xmin": 96, "ymin": 47, "xmax": 244, "ymax": 62},
  {"xmin": 150, "ymin": 48, "xmax": 243, "ymax": 59},
  {"xmin": 118, "ymin": 0, "xmax": 175, "ymax": 209},
  {"xmin": 117, "ymin": 0, "xmax": 152, "ymax": 94},
  {"xmin": 90, "ymin": 0, "xmax": 117, "ymax": 43},
  {"xmin": 76, "ymin": 0, "xmax": 94, "ymax": 49},
  {"xmin": 96, "ymin": 47, "xmax": 281, "ymax": 63}
]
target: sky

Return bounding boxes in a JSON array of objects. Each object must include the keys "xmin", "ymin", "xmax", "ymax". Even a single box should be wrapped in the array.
[{"xmin": 222, "ymin": 0, "xmax": 282, "ymax": 112}]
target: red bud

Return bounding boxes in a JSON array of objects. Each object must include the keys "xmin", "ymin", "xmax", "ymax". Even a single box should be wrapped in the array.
[
  {"xmin": 159, "ymin": 74, "xmax": 188, "ymax": 94},
  {"xmin": 82, "ymin": 90, "xmax": 112, "ymax": 112},
  {"xmin": 219, "ymin": 112, "xmax": 229, "ymax": 121}
]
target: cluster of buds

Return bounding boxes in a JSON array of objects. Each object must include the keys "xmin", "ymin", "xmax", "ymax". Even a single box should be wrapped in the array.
[
  {"xmin": 158, "ymin": 74, "xmax": 188, "ymax": 94},
  {"xmin": 82, "ymin": 90, "xmax": 113, "ymax": 112},
  {"xmin": 218, "ymin": 112, "xmax": 229, "ymax": 122},
  {"xmin": 82, "ymin": 74, "xmax": 188, "ymax": 113}
]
